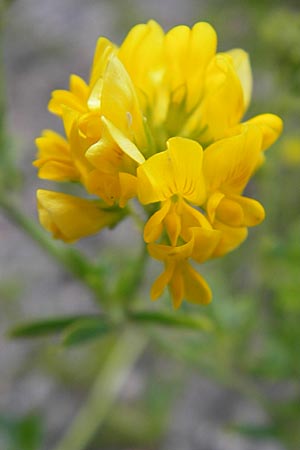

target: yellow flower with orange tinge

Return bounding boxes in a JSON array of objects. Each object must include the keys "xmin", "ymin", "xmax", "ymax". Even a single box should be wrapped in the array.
[{"xmin": 34, "ymin": 20, "xmax": 283, "ymax": 308}]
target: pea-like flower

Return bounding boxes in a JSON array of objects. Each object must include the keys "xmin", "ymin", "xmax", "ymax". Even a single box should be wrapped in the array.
[{"xmin": 34, "ymin": 20, "xmax": 283, "ymax": 308}]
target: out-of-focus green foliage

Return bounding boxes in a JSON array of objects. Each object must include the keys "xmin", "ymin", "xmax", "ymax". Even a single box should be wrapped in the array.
[
  {"xmin": 0, "ymin": 413, "xmax": 43, "ymax": 450},
  {"xmin": 261, "ymin": 9, "xmax": 300, "ymax": 95}
]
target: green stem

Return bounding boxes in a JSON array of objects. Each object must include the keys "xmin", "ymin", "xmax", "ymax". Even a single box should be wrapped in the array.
[
  {"xmin": 51, "ymin": 328, "xmax": 147, "ymax": 450},
  {"xmin": 0, "ymin": 196, "xmax": 107, "ymax": 300}
]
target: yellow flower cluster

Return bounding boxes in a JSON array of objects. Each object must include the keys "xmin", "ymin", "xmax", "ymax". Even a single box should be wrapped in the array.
[{"xmin": 34, "ymin": 21, "xmax": 282, "ymax": 308}]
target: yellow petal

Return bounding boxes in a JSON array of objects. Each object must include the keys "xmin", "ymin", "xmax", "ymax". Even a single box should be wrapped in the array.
[
  {"xmin": 35, "ymin": 161, "xmax": 80, "ymax": 182},
  {"xmin": 181, "ymin": 261, "xmax": 212, "ymax": 305},
  {"xmin": 101, "ymin": 55, "xmax": 147, "ymax": 151},
  {"xmin": 226, "ymin": 113, "xmax": 283, "ymax": 159},
  {"xmin": 185, "ymin": 22, "xmax": 218, "ymax": 110},
  {"xmin": 212, "ymin": 221, "xmax": 248, "ymax": 257},
  {"xmin": 89, "ymin": 37, "xmax": 116, "ymax": 90},
  {"xmin": 229, "ymin": 194, "xmax": 265, "ymax": 226},
  {"xmin": 85, "ymin": 117, "xmax": 140, "ymax": 188},
  {"xmin": 48, "ymin": 75, "xmax": 88, "ymax": 117},
  {"xmin": 147, "ymin": 239, "xmax": 193, "ymax": 262},
  {"xmin": 215, "ymin": 197, "xmax": 245, "ymax": 227},
  {"xmin": 170, "ymin": 264, "xmax": 185, "ymax": 309},
  {"xmin": 150, "ymin": 260, "xmax": 175, "ymax": 300},
  {"xmin": 206, "ymin": 191, "xmax": 225, "ymax": 222},
  {"xmin": 180, "ymin": 201, "xmax": 213, "ymax": 241},
  {"xmin": 77, "ymin": 112, "xmax": 102, "ymax": 142},
  {"xmin": 167, "ymin": 137, "xmax": 206, "ymax": 205},
  {"xmin": 137, "ymin": 137, "xmax": 206, "ymax": 205},
  {"xmin": 165, "ymin": 22, "xmax": 217, "ymax": 110},
  {"xmin": 227, "ymin": 49, "xmax": 252, "ymax": 111},
  {"xmin": 37, "ymin": 190, "xmax": 121, "ymax": 242},
  {"xmin": 34, "ymin": 130, "xmax": 80, "ymax": 182},
  {"xmin": 119, "ymin": 20, "xmax": 164, "ymax": 89},
  {"xmin": 35, "ymin": 130, "xmax": 69, "ymax": 157},
  {"xmin": 87, "ymin": 78, "xmax": 103, "ymax": 111},
  {"xmin": 70, "ymin": 74, "xmax": 89, "ymax": 102},
  {"xmin": 63, "ymin": 116, "xmax": 94, "ymax": 183},
  {"xmin": 148, "ymin": 239, "xmax": 212, "ymax": 308},
  {"xmin": 102, "ymin": 116, "xmax": 145, "ymax": 164},
  {"xmin": 203, "ymin": 125, "xmax": 262, "ymax": 194},
  {"xmin": 144, "ymin": 200, "xmax": 171, "ymax": 243},
  {"xmin": 164, "ymin": 211, "xmax": 182, "ymax": 246},
  {"xmin": 85, "ymin": 169, "xmax": 120, "ymax": 206},
  {"xmin": 245, "ymin": 113, "xmax": 283, "ymax": 152},
  {"xmin": 119, "ymin": 21, "xmax": 167, "ymax": 127},
  {"xmin": 85, "ymin": 128, "xmax": 121, "ymax": 174},
  {"xmin": 189, "ymin": 227, "xmax": 221, "ymax": 263},
  {"xmin": 198, "ymin": 54, "xmax": 245, "ymax": 141},
  {"xmin": 61, "ymin": 106, "xmax": 80, "ymax": 138},
  {"xmin": 165, "ymin": 24, "xmax": 190, "ymax": 100},
  {"xmin": 137, "ymin": 150, "xmax": 176, "ymax": 204}
]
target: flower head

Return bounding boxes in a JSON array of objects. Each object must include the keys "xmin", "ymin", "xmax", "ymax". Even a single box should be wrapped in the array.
[{"xmin": 34, "ymin": 20, "xmax": 283, "ymax": 308}]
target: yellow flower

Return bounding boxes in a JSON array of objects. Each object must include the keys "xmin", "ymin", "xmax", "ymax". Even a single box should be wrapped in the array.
[
  {"xmin": 48, "ymin": 74, "xmax": 90, "ymax": 117},
  {"xmin": 38, "ymin": 37, "xmax": 147, "ymax": 206},
  {"xmin": 37, "ymin": 190, "xmax": 123, "ymax": 243},
  {"xmin": 35, "ymin": 21, "xmax": 282, "ymax": 208},
  {"xmin": 48, "ymin": 37, "xmax": 116, "ymax": 117},
  {"xmin": 34, "ymin": 20, "xmax": 283, "ymax": 308},
  {"xmin": 226, "ymin": 113, "xmax": 283, "ymax": 168},
  {"xmin": 34, "ymin": 116, "xmax": 97, "ymax": 187},
  {"xmin": 34, "ymin": 130, "xmax": 81, "ymax": 182},
  {"xmin": 203, "ymin": 125, "xmax": 266, "ymax": 256},
  {"xmin": 84, "ymin": 55, "xmax": 147, "ymax": 204},
  {"xmin": 148, "ymin": 237, "xmax": 212, "ymax": 309},
  {"xmin": 137, "ymin": 137, "xmax": 209, "ymax": 244},
  {"xmin": 117, "ymin": 21, "xmax": 280, "ymax": 151},
  {"xmin": 136, "ymin": 137, "xmax": 220, "ymax": 306}
]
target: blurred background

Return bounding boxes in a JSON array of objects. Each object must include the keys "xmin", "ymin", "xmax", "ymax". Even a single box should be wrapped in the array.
[{"xmin": 1, "ymin": 0, "xmax": 300, "ymax": 449}]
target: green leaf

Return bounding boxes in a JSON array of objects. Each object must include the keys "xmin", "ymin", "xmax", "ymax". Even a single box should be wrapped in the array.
[
  {"xmin": 129, "ymin": 310, "xmax": 214, "ymax": 332},
  {"xmin": 230, "ymin": 423, "xmax": 278, "ymax": 439},
  {"xmin": 15, "ymin": 414, "xmax": 43, "ymax": 450},
  {"xmin": 0, "ymin": 413, "xmax": 43, "ymax": 450},
  {"xmin": 62, "ymin": 318, "xmax": 113, "ymax": 347},
  {"xmin": 7, "ymin": 315, "xmax": 94, "ymax": 339}
]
